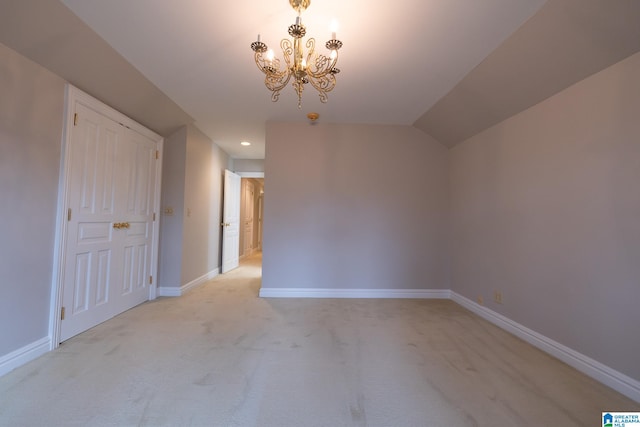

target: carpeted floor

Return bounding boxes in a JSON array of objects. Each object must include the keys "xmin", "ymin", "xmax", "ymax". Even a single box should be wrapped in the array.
[{"xmin": 0, "ymin": 252, "xmax": 637, "ymax": 426}]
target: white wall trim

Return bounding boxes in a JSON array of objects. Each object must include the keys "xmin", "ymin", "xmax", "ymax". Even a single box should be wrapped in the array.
[
  {"xmin": 258, "ymin": 286, "xmax": 639, "ymax": 401},
  {"xmin": 158, "ymin": 268, "xmax": 220, "ymax": 297},
  {"xmin": 259, "ymin": 288, "xmax": 451, "ymax": 299},
  {"xmin": 236, "ymin": 172, "xmax": 265, "ymax": 178},
  {"xmin": 6, "ymin": 280, "xmax": 638, "ymax": 402},
  {"xmin": 450, "ymin": 291, "xmax": 640, "ymax": 403},
  {"xmin": 0, "ymin": 337, "xmax": 51, "ymax": 377},
  {"xmin": 157, "ymin": 286, "xmax": 182, "ymax": 297}
]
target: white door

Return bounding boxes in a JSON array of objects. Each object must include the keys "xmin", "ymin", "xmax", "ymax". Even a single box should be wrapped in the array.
[
  {"xmin": 221, "ymin": 169, "xmax": 241, "ymax": 273},
  {"xmin": 116, "ymin": 128, "xmax": 157, "ymax": 313},
  {"xmin": 60, "ymin": 103, "xmax": 157, "ymax": 341}
]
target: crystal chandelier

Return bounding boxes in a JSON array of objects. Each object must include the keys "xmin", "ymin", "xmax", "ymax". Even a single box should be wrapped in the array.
[{"xmin": 251, "ymin": 0, "xmax": 343, "ymax": 108}]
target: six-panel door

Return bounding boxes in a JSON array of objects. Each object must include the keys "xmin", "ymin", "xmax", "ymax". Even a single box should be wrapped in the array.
[{"xmin": 60, "ymin": 103, "xmax": 157, "ymax": 341}]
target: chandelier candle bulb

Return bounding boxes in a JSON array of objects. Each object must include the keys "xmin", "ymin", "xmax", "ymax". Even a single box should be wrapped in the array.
[
  {"xmin": 266, "ymin": 49, "xmax": 274, "ymax": 67},
  {"xmin": 330, "ymin": 19, "xmax": 338, "ymax": 40},
  {"xmin": 257, "ymin": 34, "xmax": 261, "ymax": 42}
]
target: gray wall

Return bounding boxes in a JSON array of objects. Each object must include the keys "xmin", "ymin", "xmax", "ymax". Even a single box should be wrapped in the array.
[
  {"xmin": 232, "ymin": 159, "xmax": 264, "ymax": 173},
  {"xmin": 158, "ymin": 124, "xmax": 230, "ymax": 288},
  {"xmin": 0, "ymin": 43, "xmax": 65, "ymax": 355},
  {"xmin": 262, "ymin": 122, "xmax": 449, "ymax": 291},
  {"xmin": 182, "ymin": 125, "xmax": 229, "ymax": 284},
  {"xmin": 449, "ymin": 52, "xmax": 640, "ymax": 381},
  {"xmin": 158, "ymin": 127, "xmax": 187, "ymax": 288}
]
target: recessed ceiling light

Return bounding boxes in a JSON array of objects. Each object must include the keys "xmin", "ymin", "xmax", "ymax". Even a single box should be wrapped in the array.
[{"xmin": 241, "ymin": 141, "xmax": 251, "ymax": 146}]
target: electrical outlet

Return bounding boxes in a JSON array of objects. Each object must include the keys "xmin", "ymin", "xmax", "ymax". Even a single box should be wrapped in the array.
[{"xmin": 494, "ymin": 290, "xmax": 503, "ymax": 304}]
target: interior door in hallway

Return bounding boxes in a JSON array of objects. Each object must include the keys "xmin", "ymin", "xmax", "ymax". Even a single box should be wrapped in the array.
[
  {"xmin": 60, "ymin": 102, "xmax": 158, "ymax": 341},
  {"xmin": 221, "ymin": 169, "xmax": 241, "ymax": 273}
]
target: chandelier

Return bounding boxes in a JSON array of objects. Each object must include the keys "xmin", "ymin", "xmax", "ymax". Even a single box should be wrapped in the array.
[{"xmin": 251, "ymin": 0, "xmax": 343, "ymax": 108}]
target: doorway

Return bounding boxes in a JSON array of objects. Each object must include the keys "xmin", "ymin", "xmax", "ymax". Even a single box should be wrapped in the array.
[{"xmin": 239, "ymin": 177, "xmax": 264, "ymax": 261}]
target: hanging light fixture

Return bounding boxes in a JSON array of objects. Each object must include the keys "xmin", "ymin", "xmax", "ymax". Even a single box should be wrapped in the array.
[{"xmin": 251, "ymin": 0, "xmax": 343, "ymax": 108}]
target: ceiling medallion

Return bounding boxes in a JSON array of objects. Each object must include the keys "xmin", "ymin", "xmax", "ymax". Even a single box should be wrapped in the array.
[{"xmin": 251, "ymin": 0, "xmax": 342, "ymax": 108}]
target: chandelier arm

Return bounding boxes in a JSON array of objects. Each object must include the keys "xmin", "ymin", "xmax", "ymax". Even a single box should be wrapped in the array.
[
  {"xmin": 265, "ymin": 69, "xmax": 293, "ymax": 96},
  {"xmin": 253, "ymin": 52, "xmax": 266, "ymax": 73},
  {"xmin": 253, "ymin": 41, "xmax": 294, "ymax": 100},
  {"xmin": 254, "ymin": 51, "xmax": 276, "ymax": 74},
  {"xmin": 281, "ymin": 39, "xmax": 294, "ymax": 69},
  {"xmin": 307, "ymin": 74, "xmax": 337, "ymax": 92},
  {"xmin": 306, "ymin": 53, "xmax": 338, "ymax": 78},
  {"xmin": 304, "ymin": 38, "xmax": 339, "ymax": 78},
  {"xmin": 304, "ymin": 38, "xmax": 316, "ymax": 71},
  {"xmin": 306, "ymin": 74, "xmax": 336, "ymax": 103}
]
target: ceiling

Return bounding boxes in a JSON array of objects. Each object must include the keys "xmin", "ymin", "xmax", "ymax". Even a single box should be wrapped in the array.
[{"xmin": 2, "ymin": 1, "xmax": 640, "ymax": 158}]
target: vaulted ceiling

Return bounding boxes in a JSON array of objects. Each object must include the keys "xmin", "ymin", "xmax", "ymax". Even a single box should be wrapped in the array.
[{"xmin": 2, "ymin": 0, "xmax": 639, "ymax": 158}]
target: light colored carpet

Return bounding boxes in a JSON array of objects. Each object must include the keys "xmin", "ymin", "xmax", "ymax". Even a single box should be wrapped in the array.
[{"xmin": 0, "ymin": 252, "xmax": 637, "ymax": 426}]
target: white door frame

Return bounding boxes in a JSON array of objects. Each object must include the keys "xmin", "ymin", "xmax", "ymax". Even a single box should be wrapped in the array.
[
  {"xmin": 48, "ymin": 85, "xmax": 163, "ymax": 349},
  {"xmin": 237, "ymin": 172, "xmax": 265, "ymax": 179}
]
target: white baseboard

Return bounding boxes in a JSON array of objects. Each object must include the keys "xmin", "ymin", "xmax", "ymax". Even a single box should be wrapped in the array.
[
  {"xmin": 258, "ymin": 286, "xmax": 639, "ymax": 402},
  {"xmin": 3, "ymin": 286, "xmax": 637, "ymax": 403},
  {"xmin": 0, "ymin": 337, "xmax": 51, "ymax": 377},
  {"xmin": 158, "ymin": 268, "xmax": 219, "ymax": 297},
  {"xmin": 259, "ymin": 288, "xmax": 451, "ymax": 299},
  {"xmin": 157, "ymin": 286, "xmax": 182, "ymax": 297},
  {"xmin": 450, "ymin": 292, "xmax": 640, "ymax": 403}
]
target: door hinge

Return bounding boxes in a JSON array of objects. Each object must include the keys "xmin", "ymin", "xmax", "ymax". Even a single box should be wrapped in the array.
[
  {"xmin": 60, "ymin": 307, "xmax": 65, "ymax": 320},
  {"xmin": 67, "ymin": 208, "xmax": 72, "ymax": 221},
  {"xmin": 149, "ymin": 276, "xmax": 153, "ymax": 285},
  {"xmin": 73, "ymin": 113, "xmax": 78, "ymax": 126},
  {"xmin": 155, "ymin": 150, "xmax": 159, "ymax": 160}
]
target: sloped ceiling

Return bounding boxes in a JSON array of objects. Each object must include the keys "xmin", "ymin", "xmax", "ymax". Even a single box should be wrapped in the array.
[
  {"xmin": 1, "ymin": 1, "xmax": 639, "ymax": 158},
  {"xmin": 0, "ymin": 0, "xmax": 193, "ymax": 137},
  {"xmin": 414, "ymin": 0, "xmax": 640, "ymax": 148}
]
